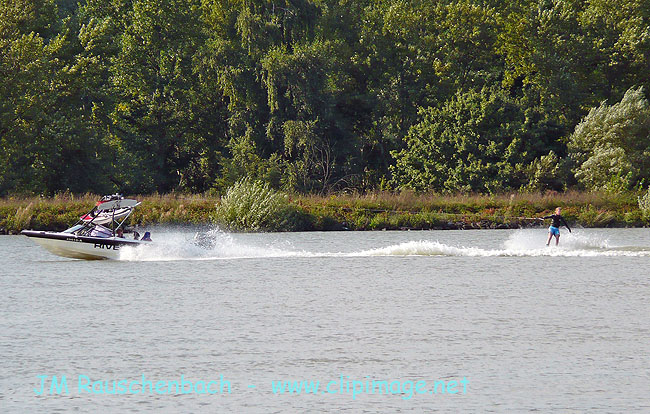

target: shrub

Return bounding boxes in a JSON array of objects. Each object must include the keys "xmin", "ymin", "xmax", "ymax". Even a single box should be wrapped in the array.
[
  {"xmin": 524, "ymin": 151, "xmax": 574, "ymax": 192},
  {"xmin": 6, "ymin": 202, "xmax": 34, "ymax": 231},
  {"xmin": 639, "ymin": 187, "xmax": 650, "ymax": 219},
  {"xmin": 390, "ymin": 86, "xmax": 556, "ymax": 193},
  {"xmin": 213, "ymin": 178, "xmax": 308, "ymax": 231},
  {"xmin": 568, "ymin": 86, "xmax": 650, "ymax": 191}
]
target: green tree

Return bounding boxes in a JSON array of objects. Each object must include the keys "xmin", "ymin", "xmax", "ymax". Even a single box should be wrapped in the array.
[
  {"xmin": 2, "ymin": 0, "xmax": 650, "ymax": 196},
  {"xmin": 581, "ymin": 0, "xmax": 650, "ymax": 98},
  {"xmin": 262, "ymin": 40, "xmax": 359, "ymax": 193},
  {"xmin": 199, "ymin": 0, "xmax": 324, "ymax": 190},
  {"xmin": 108, "ymin": 0, "xmax": 208, "ymax": 192},
  {"xmin": 355, "ymin": 0, "xmax": 502, "ymax": 187},
  {"xmin": 568, "ymin": 86, "xmax": 650, "ymax": 191},
  {"xmin": 498, "ymin": 0, "xmax": 602, "ymax": 127},
  {"xmin": 0, "ymin": 0, "xmax": 111, "ymax": 195},
  {"xmin": 391, "ymin": 86, "xmax": 551, "ymax": 193}
]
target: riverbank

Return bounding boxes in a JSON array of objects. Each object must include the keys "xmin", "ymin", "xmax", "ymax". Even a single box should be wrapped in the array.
[{"xmin": 1, "ymin": 191, "xmax": 647, "ymax": 234}]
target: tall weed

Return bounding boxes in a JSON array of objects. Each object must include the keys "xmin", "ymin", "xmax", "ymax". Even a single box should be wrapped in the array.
[
  {"xmin": 213, "ymin": 179, "xmax": 308, "ymax": 231},
  {"xmin": 7, "ymin": 202, "xmax": 34, "ymax": 231},
  {"xmin": 638, "ymin": 187, "xmax": 650, "ymax": 219}
]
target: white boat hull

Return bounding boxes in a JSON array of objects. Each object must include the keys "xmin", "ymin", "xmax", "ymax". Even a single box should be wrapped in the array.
[{"xmin": 22, "ymin": 231, "xmax": 145, "ymax": 260}]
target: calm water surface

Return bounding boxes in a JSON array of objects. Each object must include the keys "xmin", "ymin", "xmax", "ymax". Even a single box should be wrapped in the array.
[{"xmin": 1, "ymin": 228, "xmax": 649, "ymax": 412}]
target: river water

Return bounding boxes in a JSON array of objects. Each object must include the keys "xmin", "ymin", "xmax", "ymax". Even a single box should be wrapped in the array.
[{"xmin": 1, "ymin": 228, "xmax": 649, "ymax": 412}]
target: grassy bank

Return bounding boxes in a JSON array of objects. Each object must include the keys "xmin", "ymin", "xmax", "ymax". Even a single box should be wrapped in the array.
[
  {"xmin": 295, "ymin": 191, "xmax": 647, "ymax": 230},
  {"xmin": 1, "ymin": 191, "xmax": 647, "ymax": 234},
  {"xmin": 0, "ymin": 194, "xmax": 216, "ymax": 234}
]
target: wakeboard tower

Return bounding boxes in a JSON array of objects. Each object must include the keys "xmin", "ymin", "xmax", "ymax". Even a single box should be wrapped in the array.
[{"xmin": 21, "ymin": 194, "xmax": 149, "ymax": 260}]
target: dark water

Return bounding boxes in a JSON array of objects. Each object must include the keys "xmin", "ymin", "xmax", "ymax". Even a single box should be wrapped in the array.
[{"xmin": 1, "ymin": 229, "xmax": 649, "ymax": 412}]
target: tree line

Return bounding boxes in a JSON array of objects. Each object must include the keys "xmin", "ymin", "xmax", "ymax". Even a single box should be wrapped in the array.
[{"xmin": 1, "ymin": 0, "xmax": 649, "ymax": 196}]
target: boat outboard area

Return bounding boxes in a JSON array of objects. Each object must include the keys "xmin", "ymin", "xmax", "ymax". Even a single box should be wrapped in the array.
[{"xmin": 21, "ymin": 194, "xmax": 151, "ymax": 260}]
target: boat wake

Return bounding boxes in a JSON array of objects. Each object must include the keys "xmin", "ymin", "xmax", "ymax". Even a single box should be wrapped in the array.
[
  {"xmin": 119, "ymin": 228, "xmax": 300, "ymax": 261},
  {"xmin": 357, "ymin": 231, "xmax": 650, "ymax": 257},
  {"xmin": 119, "ymin": 229, "xmax": 650, "ymax": 261},
  {"xmin": 355, "ymin": 237, "xmax": 641, "ymax": 257}
]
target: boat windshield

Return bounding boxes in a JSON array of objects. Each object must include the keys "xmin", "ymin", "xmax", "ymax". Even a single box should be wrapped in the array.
[
  {"xmin": 90, "ymin": 225, "xmax": 113, "ymax": 238},
  {"xmin": 63, "ymin": 224, "xmax": 85, "ymax": 234},
  {"xmin": 66, "ymin": 223, "xmax": 114, "ymax": 237}
]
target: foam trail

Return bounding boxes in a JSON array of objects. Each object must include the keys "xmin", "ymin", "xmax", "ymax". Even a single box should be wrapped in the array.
[
  {"xmin": 119, "ymin": 228, "xmax": 650, "ymax": 261},
  {"xmin": 503, "ymin": 230, "xmax": 610, "ymax": 251},
  {"xmin": 119, "ymin": 228, "xmax": 303, "ymax": 261},
  {"xmin": 355, "ymin": 231, "xmax": 649, "ymax": 257},
  {"xmin": 353, "ymin": 240, "xmax": 492, "ymax": 257}
]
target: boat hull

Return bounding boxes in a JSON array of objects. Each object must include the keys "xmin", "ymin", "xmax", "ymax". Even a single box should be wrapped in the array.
[{"xmin": 21, "ymin": 230, "xmax": 144, "ymax": 260}]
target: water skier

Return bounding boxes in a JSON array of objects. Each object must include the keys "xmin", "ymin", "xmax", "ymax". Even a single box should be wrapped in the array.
[{"xmin": 539, "ymin": 207, "xmax": 571, "ymax": 246}]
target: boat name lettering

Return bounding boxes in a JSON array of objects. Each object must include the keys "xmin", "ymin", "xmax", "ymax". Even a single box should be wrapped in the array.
[{"xmin": 94, "ymin": 243, "xmax": 119, "ymax": 250}]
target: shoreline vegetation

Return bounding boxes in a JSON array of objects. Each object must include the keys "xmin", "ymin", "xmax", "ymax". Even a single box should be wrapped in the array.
[
  {"xmin": 2, "ymin": 190, "xmax": 648, "ymax": 235},
  {"xmin": 3, "ymin": 1, "xmax": 650, "ymax": 202}
]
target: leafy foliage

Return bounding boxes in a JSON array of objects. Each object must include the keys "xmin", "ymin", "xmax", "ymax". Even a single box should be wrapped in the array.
[
  {"xmin": 213, "ymin": 178, "xmax": 306, "ymax": 231},
  {"xmin": 639, "ymin": 187, "xmax": 650, "ymax": 219},
  {"xmin": 568, "ymin": 86, "xmax": 650, "ymax": 191},
  {"xmin": 1, "ymin": 0, "xmax": 650, "ymax": 196},
  {"xmin": 391, "ymin": 86, "xmax": 556, "ymax": 193}
]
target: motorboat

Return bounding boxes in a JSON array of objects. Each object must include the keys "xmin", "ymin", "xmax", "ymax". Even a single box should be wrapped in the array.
[{"xmin": 21, "ymin": 194, "xmax": 149, "ymax": 260}]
